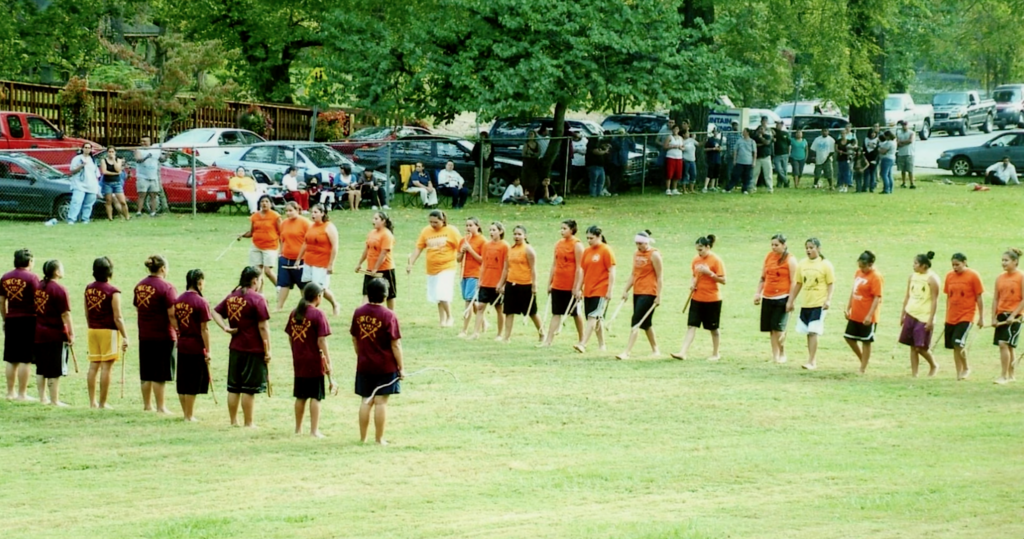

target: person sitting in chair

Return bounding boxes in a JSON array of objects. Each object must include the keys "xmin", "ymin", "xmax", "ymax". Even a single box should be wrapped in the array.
[
  {"xmin": 228, "ymin": 166, "xmax": 267, "ymax": 213},
  {"xmin": 349, "ymin": 169, "xmax": 388, "ymax": 211},
  {"xmin": 437, "ymin": 161, "xmax": 469, "ymax": 209},
  {"xmin": 281, "ymin": 166, "xmax": 310, "ymax": 210},
  {"xmin": 406, "ymin": 162, "xmax": 438, "ymax": 208},
  {"xmin": 986, "ymin": 157, "xmax": 1019, "ymax": 185}
]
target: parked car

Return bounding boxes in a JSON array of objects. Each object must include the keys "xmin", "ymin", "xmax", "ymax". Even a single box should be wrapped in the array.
[
  {"xmin": 708, "ymin": 107, "xmax": 783, "ymax": 132},
  {"xmin": 790, "ymin": 115, "xmax": 850, "ymax": 133},
  {"xmin": 162, "ymin": 128, "xmax": 266, "ymax": 160},
  {"xmin": 936, "ymin": 131, "xmax": 1024, "ymax": 176},
  {"xmin": 214, "ymin": 141, "xmax": 386, "ymax": 188},
  {"xmin": 489, "ymin": 117, "xmax": 605, "ymax": 156},
  {"xmin": 931, "ymin": 91, "xmax": 996, "ymax": 136},
  {"xmin": 884, "ymin": 94, "xmax": 933, "ymax": 140},
  {"xmin": 0, "ymin": 111, "xmax": 100, "ymax": 165},
  {"xmin": 993, "ymin": 84, "xmax": 1024, "ymax": 129},
  {"xmin": 773, "ymin": 100, "xmax": 843, "ymax": 128},
  {"xmin": 328, "ymin": 125, "xmax": 432, "ymax": 156},
  {"xmin": 0, "ymin": 152, "xmax": 75, "ymax": 220}
]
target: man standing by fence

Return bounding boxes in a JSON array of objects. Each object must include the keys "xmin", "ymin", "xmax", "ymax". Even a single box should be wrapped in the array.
[{"xmin": 134, "ymin": 136, "xmax": 164, "ymax": 217}]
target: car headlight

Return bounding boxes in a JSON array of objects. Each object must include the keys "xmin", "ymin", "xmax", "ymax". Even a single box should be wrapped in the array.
[{"xmin": 939, "ymin": 152, "xmax": 951, "ymax": 159}]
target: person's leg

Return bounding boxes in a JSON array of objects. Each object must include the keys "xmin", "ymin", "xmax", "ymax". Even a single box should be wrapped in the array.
[
  {"xmin": 141, "ymin": 380, "xmax": 153, "ymax": 411},
  {"xmin": 618, "ymin": 328, "xmax": 640, "ymax": 359},
  {"xmin": 99, "ymin": 360, "xmax": 113, "ymax": 408},
  {"xmin": 104, "ymin": 192, "xmax": 114, "ymax": 220},
  {"xmin": 595, "ymin": 318, "xmax": 606, "ymax": 350},
  {"xmin": 770, "ymin": 331, "xmax": 782, "ymax": 362},
  {"xmin": 576, "ymin": 317, "xmax": 599, "ymax": 350},
  {"xmin": 645, "ymin": 328, "xmax": 659, "ymax": 354},
  {"xmin": 845, "ymin": 337, "xmax": 863, "ymax": 370},
  {"xmin": 136, "ymin": 189, "xmax": 147, "ymax": 214},
  {"xmin": 910, "ymin": 347, "xmax": 920, "ymax": 377},
  {"xmin": 87, "ymin": 361, "xmax": 99, "ymax": 407},
  {"xmin": 709, "ymin": 329, "xmax": 721, "ymax": 359},
  {"xmin": 501, "ymin": 314, "xmax": 515, "ymax": 342},
  {"xmin": 116, "ymin": 193, "xmax": 130, "ymax": 219},
  {"xmin": 179, "ymin": 394, "xmax": 195, "ymax": 420},
  {"xmin": 48, "ymin": 378, "xmax": 63, "ymax": 406},
  {"xmin": 861, "ymin": 342, "xmax": 872, "ymax": 373},
  {"xmin": 323, "ymin": 288, "xmax": 340, "ymax": 316},
  {"xmin": 67, "ymin": 189, "xmax": 85, "ymax": 223},
  {"xmin": 588, "ymin": 167, "xmax": 600, "ymax": 197},
  {"xmin": 276, "ymin": 286, "xmax": 291, "ymax": 312},
  {"xmin": 918, "ymin": 346, "xmax": 938, "ymax": 376},
  {"xmin": 36, "ymin": 374, "xmax": 48, "ymax": 403},
  {"xmin": 542, "ymin": 315, "xmax": 560, "ymax": 347},
  {"xmin": 244, "ymin": 192, "xmax": 259, "ymax": 213},
  {"xmin": 957, "ymin": 345, "xmax": 971, "ymax": 379},
  {"xmin": 241, "ymin": 393, "xmax": 255, "ymax": 427},
  {"xmin": 4, "ymin": 362, "xmax": 15, "ymax": 399},
  {"xmin": 744, "ymin": 164, "xmax": 755, "ymax": 193},
  {"xmin": 805, "ymin": 334, "xmax": 819, "ymax": 369},
  {"xmin": 262, "ymin": 264, "xmax": 277, "ymax": 287},
  {"xmin": 359, "ymin": 399, "xmax": 372, "ymax": 442},
  {"xmin": 294, "ymin": 398, "xmax": 306, "ymax": 434},
  {"xmin": 813, "ymin": 161, "xmax": 821, "ymax": 187},
  {"xmin": 309, "ymin": 398, "xmax": 322, "ymax": 437},
  {"xmin": 154, "ymin": 382, "xmax": 169, "ymax": 413},
  {"xmin": 373, "ymin": 395, "xmax": 389, "ymax": 444},
  {"xmin": 14, "ymin": 363, "xmax": 30, "ymax": 399},
  {"xmin": 671, "ymin": 327, "xmax": 698, "ymax": 359},
  {"xmin": 78, "ymin": 192, "xmax": 95, "ymax": 223},
  {"xmin": 228, "ymin": 391, "xmax": 240, "ymax": 425}
]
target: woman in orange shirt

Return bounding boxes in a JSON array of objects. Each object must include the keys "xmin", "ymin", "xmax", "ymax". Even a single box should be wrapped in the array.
[
  {"xmin": 498, "ymin": 225, "xmax": 543, "ymax": 342},
  {"xmin": 541, "ymin": 220, "xmax": 585, "ymax": 347},
  {"xmin": 943, "ymin": 253, "xmax": 985, "ymax": 380},
  {"xmin": 472, "ymin": 222, "xmax": 509, "ymax": 340},
  {"xmin": 296, "ymin": 204, "xmax": 340, "ymax": 315},
  {"xmin": 356, "ymin": 211, "xmax": 397, "ymax": 310},
  {"xmin": 457, "ymin": 217, "xmax": 486, "ymax": 337},
  {"xmin": 573, "ymin": 225, "xmax": 615, "ymax": 354},
  {"xmin": 238, "ymin": 195, "xmax": 280, "ymax": 292},
  {"xmin": 754, "ymin": 234, "xmax": 797, "ymax": 364},
  {"xmin": 672, "ymin": 234, "xmax": 726, "ymax": 361},
  {"xmin": 615, "ymin": 230, "xmax": 662, "ymax": 360},
  {"xmin": 843, "ymin": 251, "xmax": 884, "ymax": 374},
  {"xmin": 991, "ymin": 248, "xmax": 1023, "ymax": 384},
  {"xmin": 407, "ymin": 210, "xmax": 463, "ymax": 327},
  {"xmin": 275, "ymin": 201, "xmax": 311, "ymax": 311}
]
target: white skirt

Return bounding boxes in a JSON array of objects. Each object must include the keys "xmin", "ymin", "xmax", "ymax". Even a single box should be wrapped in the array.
[{"xmin": 426, "ymin": 269, "xmax": 456, "ymax": 304}]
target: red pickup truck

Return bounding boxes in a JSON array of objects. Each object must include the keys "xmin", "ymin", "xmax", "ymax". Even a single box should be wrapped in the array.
[{"xmin": 0, "ymin": 111, "xmax": 100, "ymax": 166}]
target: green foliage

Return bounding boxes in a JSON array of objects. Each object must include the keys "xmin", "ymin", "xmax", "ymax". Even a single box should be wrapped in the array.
[
  {"xmin": 236, "ymin": 105, "xmax": 274, "ymax": 137},
  {"xmin": 89, "ymin": 62, "xmax": 151, "ymax": 89},
  {"xmin": 313, "ymin": 109, "xmax": 350, "ymax": 141},
  {"xmin": 925, "ymin": 0, "xmax": 1024, "ymax": 91},
  {"xmin": 57, "ymin": 76, "xmax": 93, "ymax": 137}
]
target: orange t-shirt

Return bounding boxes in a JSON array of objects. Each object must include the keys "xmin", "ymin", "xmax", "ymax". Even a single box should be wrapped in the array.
[
  {"xmin": 366, "ymin": 228, "xmax": 395, "ymax": 271},
  {"xmin": 848, "ymin": 268, "xmax": 883, "ymax": 323},
  {"xmin": 551, "ymin": 237, "xmax": 580, "ymax": 291},
  {"xmin": 250, "ymin": 210, "xmax": 280, "ymax": 251},
  {"xmin": 762, "ymin": 251, "xmax": 794, "ymax": 298},
  {"xmin": 944, "ymin": 268, "xmax": 984, "ymax": 324},
  {"xmin": 581, "ymin": 243, "xmax": 615, "ymax": 297},
  {"xmin": 279, "ymin": 216, "xmax": 311, "ymax": 260},
  {"xmin": 415, "ymin": 225, "xmax": 462, "ymax": 276},
  {"xmin": 691, "ymin": 252, "xmax": 725, "ymax": 303},
  {"xmin": 461, "ymin": 233, "xmax": 487, "ymax": 279},
  {"xmin": 507, "ymin": 243, "xmax": 532, "ymax": 285},
  {"xmin": 303, "ymin": 222, "xmax": 334, "ymax": 268},
  {"xmin": 632, "ymin": 248, "xmax": 658, "ymax": 296},
  {"xmin": 479, "ymin": 240, "xmax": 509, "ymax": 288},
  {"xmin": 995, "ymin": 270, "xmax": 1023, "ymax": 314}
]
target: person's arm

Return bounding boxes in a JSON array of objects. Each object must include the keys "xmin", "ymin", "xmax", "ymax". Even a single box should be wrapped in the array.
[
  {"xmin": 318, "ymin": 336, "xmax": 331, "ymax": 374},
  {"xmin": 209, "ymin": 310, "xmax": 236, "ymax": 334},
  {"xmin": 621, "ymin": 265, "xmax": 636, "ymax": 301},
  {"xmin": 754, "ymin": 262, "xmax": 766, "ymax": 305},
  {"xmin": 572, "ymin": 243, "xmax": 584, "ymax": 298},
  {"xmin": 61, "ymin": 310, "xmax": 75, "ymax": 345},
  {"xmin": 200, "ymin": 322, "xmax": 211, "ymax": 362},
  {"xmin": 606, "ymin": 266, "xmax": 616, "ymax": 301},
  {"xmin": 464, "ymin": 239, "xmax": 483, "ymax": 263},
  {"xmin": 863, "ymin": 296, "xmax": 882, "ymax": 326},
  {"xmin": 296, "ymin": 241, "xmax": 308, "ymax": 267},
  {"xmin": 406, "ymin": 247, "xmax": 424, "ymax": 275},
  {"xmin": 926, "ymin": 274, "xmax": 940, "ymax": 331},
  {"xmin": 111, "ymin": 292, "xmax": 129, "ymax": 350},
  {"xmin": 70, "ymin": 156, "xmax": 85, "ymax": 175},
  {"xmin": 497, "ymin": 252, "xmax": 510, "ymax": 293},
  {"xmin": 0, "ymin": 294, "xmax": 7, "ymax": 323},
  {"xmin": 976, "ymin": 292, "xmax": 986, "ymax": 328},
  {"xmin": 547, "ymin": 253, "xmax": 557, "ymax": 293},
  {"xmin": 239, "ymin": 221, "xmax": 254, "ymax": 240},
  {"xmin": 527, "ymin": 246, "xmax": 538, "ymax": 293},
  {"xmin": 258, "ymin": 321, "xmax": 271, "ymax": 365},
  {"xmin": 697, "ymin": 263, "xmax": 726, "ymax": 284},
  {"xmin": 992, "ymin": 280, "xmax": 1001, "ymax": 324},
  {"xmin": 787, "ymin": 281, "xmax": 803, "ymax": 312},
  {"xmin": 167, "ymin": 303, "xmax": 178, "ymax": 333},
  {"xmin": 652, "ymin": 251, "xmax": 663, "ymax": 305},
  {"xmin": 824, "ymin": 282, "xmax": 834, "ymax": 310},
  {"xmin": 355, "ymin": 244, "xmax": 369, "ymax": 273},
  {"xmin": 371, "ymin": 243, "xmax": 391, "ymax": 274},
  {"xmin": 391, "ymin": 338, "xmax": 405, "ymax": 378},
  {"xmin": 901, "ymin": 274, "xmax": 912, "ymax": 324},
  {"xmin": 326, "ymin": 224, "xmax": 339, "ymax": 274}
]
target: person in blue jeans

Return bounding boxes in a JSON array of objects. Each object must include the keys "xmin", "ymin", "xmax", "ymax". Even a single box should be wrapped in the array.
[
  {"xmin": 877, "ymin": 131, "xmax": 897, "ymax": 194},
  {"xmin": 67, "ymin": 143, "xmax": 100, "ymax": 224},
  {"xmin": 586, "ymin": 137, "xmax": 610, "ymax": 197},
  {"xmin": 836, "ymin": 137, "xmax": 855, "ymax": 193},
  {"xmin": 99, "ymin": 147, "xmax": 131, "ymax": 220},
  {"xmin": 862, "ymin": 129, "xmax": 880, "ymax": 192},
  {"xmin": 728, "ymin": 129, "xmax": 756, "ymax": 194}
]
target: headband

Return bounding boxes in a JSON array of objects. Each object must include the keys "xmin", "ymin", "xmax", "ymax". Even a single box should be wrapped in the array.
[{"xmin": 634, "ymin": 234, "xmax": 653, "ymax": 244}]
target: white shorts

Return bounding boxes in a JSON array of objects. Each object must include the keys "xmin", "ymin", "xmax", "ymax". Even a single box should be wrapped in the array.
[
  {"xmin": 796, "ymin": 307, "xmax": 827, "ymax": 336},
  {"xmin": 301, "ymin": 265, "xmax": 331, "ymax": 289},
  {"xmin": 426, "ymin": 269, "xmax": 456, "ymax": 304},
  {"xmin": 248, "ymin": 247, "xmax": 276, "ymax": 268}
]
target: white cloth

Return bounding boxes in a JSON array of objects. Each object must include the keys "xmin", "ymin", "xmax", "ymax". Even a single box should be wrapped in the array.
[
  {"xmin": 864, "ymin": 136, "xmax": 879, "ymax": 153},
  {"xmin": 70, "ymin": 154, "xmax": 100, "ymax": 194},
  {"xmin": 681, "ymin": 138, "xmax": 697, "ymax": 162},
  {"xmin": 426, "ymin": 269, "xmax": 456, "ymax": 303},
  {"xmin": 896, "ymin": 129, "xmax": 915, "ymax": 156},
  {"xmin": 537, "ymin": 136, "xmax": 550, "ymax": 157},
  {"xmin": 665, "ymin": 135, "xmax": 684, "ymax": 159},
  {"xmin": 407, "ymin": 186, "xmax": 438, "ymax": 205},
  {"xmin": 811, "ymin": 136, "xmax": 835, "ymax": 165},
  {"xmin": 437, "ymin": 169, "xmax": 464, "ymax": 188},
  {"xmin": 501, "ymin": 183, "xmax": 524, "ymax": 202},
  {"xmin": 987, "ymin": 162, "xmax": 1020, "ymax": 184},
  {"xmin": 878, "ymin": 140, "xmax": 897, "ymax": 161},
  {"xmin": 282, "ymin": 173, "xmax": 300, "ymax": 192},
  {"xmin": 134, "ymin": 148, "xmax": 161, "ymax": 180},
  {"xmin": 571, "ymin": 137, "xmax": 588, "ymax": 167},
  {"xmin": 301, "ymin": 265, "xmax": 331, "ymax": 290}
]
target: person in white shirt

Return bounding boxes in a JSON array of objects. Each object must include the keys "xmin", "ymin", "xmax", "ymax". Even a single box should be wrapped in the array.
[
  {"xmin": 877, "ymin": 131, "xmax": 898, "ymax": 194},
  {"xmin": 67, "ymin": 142, "xmax": 100, "ymax": 224},
  {"xmin": 681, "ymin": 130, "xmax": 698, "ymax": 194},
  {"xmin": 501, "ymin": 177, "xmax": 531, "ymax": 204},
  {"xmin": 896, "ymin": 120, "xmax": 916, "ymax": 189},
  {"xmin": 810, "ymin": 128, "xmax": 836, "ymax": 189},
  {"xmin": 663, "ymin": 124, "xmax": 684, "ymax": 195},
  {"xmin": 986, "ymin": 157, "xmax": 1020, "ymax": 185},
  {"xmin": 437, "ymin": 160, "xmax": 469, "ymax": 209},
  {"xmin": 281, "ymin": 166, "xmax": 309, "ymax": 211},
  {"xmin": 570, "ymin": 131, "xmax": 588, "ymax": 189},
  {"xmin": 133, "ymin": 136, "xmax": 164, "ymax": 217}
]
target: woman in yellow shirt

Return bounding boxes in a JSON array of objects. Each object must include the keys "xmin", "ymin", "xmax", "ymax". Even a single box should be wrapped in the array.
[
  {"xmin": 498, "ymin": 225, "xmax": 542, "ymax": 342},
  {"xmin": 407, "ymin": 210, "xmax": 462, "ymax": 327},
  {"xmin": 899, "ymin": 251, "xmax": 940, "ymax": 377},
  {"xmin": 228, "ymin": 167, "xmax": 267, "ymax": 214}
]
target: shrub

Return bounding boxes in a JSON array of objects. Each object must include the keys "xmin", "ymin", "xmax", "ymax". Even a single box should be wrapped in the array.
[
  {"xmin": 314, "ymin": 109, "xmax": 350, "ymax": 142},
  {"xmin": 57, "ymin": 76, "xmax": 93, "ymax": 137},
  {"xmin": 237, "ymin": 105, "xmax": 274, "ymax": 137}
]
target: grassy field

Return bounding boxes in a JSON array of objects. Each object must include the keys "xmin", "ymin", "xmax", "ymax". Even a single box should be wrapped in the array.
[{"xmin": 1, "ymin": 177, "xmax": 1023, "ymax": 539}]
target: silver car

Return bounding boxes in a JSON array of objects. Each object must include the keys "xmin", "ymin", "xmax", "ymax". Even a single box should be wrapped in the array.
[{"xmin": 213, "ymin": 141, "xmax": 387, "ymax": 187}]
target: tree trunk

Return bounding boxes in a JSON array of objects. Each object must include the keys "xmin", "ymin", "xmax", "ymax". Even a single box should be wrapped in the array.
[
  {"xmin": 848, "ymin": 0, "xmax": 885, "ymax": 128},
  {"xmin": 537, "ymin": 101, "xmax": 568, "ymax": 196},
  {"xmin": 673, "ymin": 1, "xmax": 716, "ymax": 182}
]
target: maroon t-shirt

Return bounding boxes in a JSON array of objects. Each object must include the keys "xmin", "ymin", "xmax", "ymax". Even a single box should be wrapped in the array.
[
  {"xmin": 1, "ymin": 268, "xmax": 40, "ymax": 318},
  {"xmin": 213, "ymin": 288, "xmax": 270, "ymax": 354},
  {"xmin": 134, "ymin": 276, "xmax": 178, "ymax": 342},
  {"xmin": 34, "ymin": 280, "xmax": 70, "ymax": 343},
  {"xmin": 85, "ymin": 281, "xmax": 120, "ymax": 330},
  {"xmin": 286, "ymin": 306, "xmax": 331, "ymax": 378},
  {"xmin": 174, "ymin": 290, "xmax": 211, "ymax": 355},
  {"xmin": 350, "ymin": 303, "xmax": 401, "ymax": 375}
]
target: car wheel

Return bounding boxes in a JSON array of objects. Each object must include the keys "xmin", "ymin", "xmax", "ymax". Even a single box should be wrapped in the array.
[
  {"xmin": 982, "ymin": 115, "xmax": 993, "ymax": 133},
  {"xmin": 950, "ymin": 157, "xmax": 971, "ymax": 177},
  {"xmin": 919, "ymin": 120, "xmax": 930, "ymax": 141},
  {"xmin": 957, "ymin": 122, "xmax": 967, "ymax": 137},
  {"xmin": 52, "ymin": 195, "xmax": 71, "ymax": 221},
  {"xmin": 488, "ymin": 175, "xmax": 508, "ymax": 198},
  {"xmin": 197, "ymin": 203, "xmax": 221, "ymax": 213}
]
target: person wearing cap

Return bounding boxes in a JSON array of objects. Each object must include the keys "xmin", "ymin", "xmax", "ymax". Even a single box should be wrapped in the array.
[
  {"xmin": 896, "ymin": 120, "xmax": 916, "ymax": 189},
  {"xmin": 986, "ymin": 156, "xmax": 1020, "ymax": 185},
  {"xmin": 772, "ymin": 121, "xmax": 790, "ymax": 188}
]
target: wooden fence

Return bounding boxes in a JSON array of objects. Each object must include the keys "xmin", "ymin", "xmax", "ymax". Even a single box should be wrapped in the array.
[{"xmin": 1, "ymin": 80, "xmax": 320, "ymax": 146}]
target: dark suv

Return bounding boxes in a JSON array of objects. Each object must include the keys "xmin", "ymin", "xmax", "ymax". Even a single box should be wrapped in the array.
[{"xmin": 600, "ymin": 113, "xmax": 671, "ymax": 137}]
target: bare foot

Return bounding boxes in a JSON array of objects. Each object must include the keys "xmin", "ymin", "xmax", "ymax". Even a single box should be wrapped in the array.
[
  {"xmin": 778, "ymin": 354, "xmax": 787, "ymax": 364},
  {"xmin": 650, "ymin": 350, "xmax": 662, "ymax": 358},
  {"xmin": 185, "ymin": 416, "xmax": 197, "ymax": 422},
  {"xmin": 615, "ymin": 352, "xmax": 629, "ymax": 360},
  {"xmin": 928, "ymin": 364, "xmax": 938, "ymax": 377},
  {"xmin": 573, "ymin": 344, "xmax": 585, "ymax": 354},
  {"xmin": 90, "ymin": 402, "xmax": 99, "ymax": 408},
  {"xmin": 468, "ymin": 333, "xmax": 479, "ymax": 341},
  {"xmin": 143, "ymin": 407, "xmax": 154, "ymax": 412},
  {"xmin": 536, "ymin": 342, "xmax": 551, "ymax": 348},
  {"xmin": 244, "ymin": 423, "xmax": 258, "ymax": 429},
  {"xmin": 311, "ymin": 431, "xmax": 324, "ymax": 439},
  {"xmin": 18, "ymin": 394, "xmax": 37, "ymax": 402},
  {"xmin": 494, "ymin": 335, "xmax": 503, "ymax": 342},
  {"xmin": 158, "ymin": 408, "xmax": 172, "ymax": 414},
  {"xmin": 994, "ymin": 377, "xmax": 1008, "ymax": 385},
  {"xmin": 457, "ymin": 331, "xmax": 467, "ymax": 338},
  {"xmin": 5, "ymin": 394, "xmax": 14, "ymax": 401},
  {"xmin": 230, "ymin": 422, "xmax": 240, "ymax": 427},
  {"xmin": 670, "ymin": 352, "xmax": 686, "ymax": 360},
  {"xmin": 376, "ymin": 439, "xmax": 388, "ymax": 446},
  {"xmin": 52, "ymin": 401, "xmax": 69, "ymax": 407},
  {"xmin": 100, "ymin": 403, "xmax": 115, "ymax": 410},
  {"xmin": 40, "ymin": 398, "xmax": 51, "ymax": 405},
  {"xmin": 961, "ymin": 368, "xmax": 971, "ymax": 380},
  {"xmin": 332, "ymin": 305, "xmax": 341, "ymax": 316},
  {"xmin": 801, "ymin": 363, "xmax": 816, "ymax": 371},
  {"xmin": 598, "ymin": 345, "xmax": 606, "ymax": 352},
  {"xmin": 707, "ymin": 355, "xmax": 720, "ymax": 362}
]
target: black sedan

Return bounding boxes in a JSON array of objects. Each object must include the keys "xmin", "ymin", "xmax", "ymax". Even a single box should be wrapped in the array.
[{"xmin": 0, "ymin": 152, "xmax": 75, "ymax": 220}]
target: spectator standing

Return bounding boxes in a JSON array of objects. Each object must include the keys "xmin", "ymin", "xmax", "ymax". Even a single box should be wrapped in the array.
[
  {"xmin": 68, "ymin": 143, "xmax": 100, "ymax": 225},
  {"xmin": 810, "ymin": 128, "xmax": 836, "ymax": 189},
  {"xmin": 536, "ymin": 126, "xmax": 551, "ymax": 158},
  {"xmin": 896, "ymin": 120, "xmax": 917, "ymax": 189},
  {"xmin": 520, "ymin": 130, "xmax": 542, "ymax": 194},
  {"xmin": 99, "ymin": 147, "xmax": 130, "ymax": 221},
  {"xmin": 878, "ymin": 131, "xmax": 897, "ymax": 194},
  {"xmin": 723, "ymin": 120, "xmax": 741, "ymax": 187},
  {"xmin": 752, "ymin": 120, "xmax": 774, "ymax": 192},
  {"xmin": 570, "ymin": 131, "xmax": 588, "ymax": 191},
  {"xmin": 607, "ymin": 128, "xmax": 633, "ymax": 194},
  {"xmin": 986, "ymin": 157, "xmax": 1019, "ymax": 185},
  {"xmin": 663, "ymin": 124, "xmax": 684, "ymax": 196},
  {"xmin": 469, "ymin": 131, "xmax": 495, "ymax": 203},
  {"xmin": 703, "ymin": 127, "xmax": 723, "ymax": 192},
  {"xmin": 863, "ymin": 129, "xmax": 880, "ymax": 192},
  {"xmin": 836, "ymin": 136, "xmax": 856, "ymax": 193},
  {"xmin": 680, "ymin": 130, "xmax": 698, "ymax": 194},
  {"xmin": 655, "ymin": 119, "xmax": 676, "ymax": 170},
  {"xmin": 437, "ymin": 161, "xmax": 469, "ymax": 209},
  {"xmin": 772, "ymin": 121, "xmax": 790, "ymax": 188},
  {"xmin": 134, "ymin": 136, "xmax": 164, "ymax": 217},
  {"xmin": 585, "ymin": 135, "xmax": 609, "ymax": 197},
  {"xmin": 728, "ymin": 129, "xmax": 756, "ymax": 194},
  {"xmin": 406, "ymin": 162, "xmax": 438, "ymax": 208},
  {"xmin": 790, "ymin": 130, "xmax": 808, "ymax": 188}
]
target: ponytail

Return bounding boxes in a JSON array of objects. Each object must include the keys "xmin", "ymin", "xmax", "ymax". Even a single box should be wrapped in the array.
[
  {"xmin": 771, "ymin": 234, "xmax": 788, "ymax": 264},
  {"xmin": 586, "ymin": 225, "xmax": 606, "ymax": 244},
  {"xmin": 42, "ymin": 260, "xmax": 60, "ymax": 283},
  {"xmin": 185, "ymin": 269, "xmax": 204, "ymax": 297},
  {"xmin": 235, "ymin": 266, "xmax": 261, "ymax": 292},
  {"xmin": 696, "ymin": 234, "xmax": 716, "ymax": 249},
  {"xmin": 293, "ymin": 282, "xmax": 323, "ymax": 324},
  {"xmin": 806, "ymin": 237, "xmax": 823, "ymax": 259},
  {"xmin": 375, "ymin": 211, "xmax": 394, "ymax": 233}
]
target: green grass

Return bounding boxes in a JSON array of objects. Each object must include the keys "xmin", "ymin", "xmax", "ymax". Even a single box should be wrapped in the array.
[{"xmin": 1, "ymin": 176, "xmax": 1023, "ymax": 539}]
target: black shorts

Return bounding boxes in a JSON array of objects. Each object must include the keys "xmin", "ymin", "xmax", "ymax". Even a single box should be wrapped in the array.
[
  {"xmin": 354, "ymin": 371, "xmax": 400, "ymax": 398},
  {"xmin": 277, "ymin": 257, "xmax": 305, "ymax": 290},
  {"xmin": 139, "ymin": 340, "xmax": 176, "ymax": 382},
  {"xmin": 993, "ymin": 313, "xmax": 1021, "ymax": 347},
  {"xmin": 844, "ymin": 320, "xmax": 876, "ymax": 342},
  {"xmin": 944, "ymin": 322, "xmax": 972, "ymax": 349},
  {"xmin": 3, "ymin": 316, "xmax": 36, "ymax": 364},
  {"xmin": 759, "ymin": 298, "xmax": 788, "ymax": 332},
  {"xmin": 631, "ymin": 295, "xmax": 657, "ymax": 330},
  {"xmin": 583, "ymin": 296, "xmax": 607, "ymax": 319},
  {"xmin": 477, "ymin": 286, "xmax": 503, "ymax": 306},
  {"xmin": 33, "ymin": 341, "xmax": 67, "ymax": 379},
  {"xmin": 176, "ymin": 352, "xmax": 209, "ymax": 395},
  {"xmin": 503, "ymin": 283, "xmax": 537, "ymax": 316},
  {"xmin": 227, "ymin": 350, "xmax": 267, "ymax": 395},
  {"xmin": 687, "ymin": 300, "xmax": 722, "ymax": 330},
  {"xmin": 362, "ymin": 269, "xmax": 397, "ymax": 299},
  {"xmin": 550, "ymin": 289, "xmax": 576, "ymax": 316},
  {"xmin": 293, "ymin": 376, "xmax": 326, "ymax": 400}
]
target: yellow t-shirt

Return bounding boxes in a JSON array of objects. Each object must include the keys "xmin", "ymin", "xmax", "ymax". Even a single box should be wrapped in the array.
[
  {"xmin": 795, "ymin": 257, "xmax": 835, "ymax": 308},
  {"xmin": 415, "ymin": 225, "xmax": 462, "ymax": 276},
  {"xmin": 229, "ymin": 175, "xmax": 256, "ymax": 193},
  {"xmin": 905, "ymin": 270, "xmax": 938, "ymax": 322}
]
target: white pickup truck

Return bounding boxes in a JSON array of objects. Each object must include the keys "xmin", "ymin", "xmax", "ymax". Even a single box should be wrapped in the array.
[{"xmin": 884, "ymin": 94, "xmax": 933, "ymax": 140}]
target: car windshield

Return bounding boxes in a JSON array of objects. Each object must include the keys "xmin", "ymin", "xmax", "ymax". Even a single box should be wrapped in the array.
[
  {"xmin": 774, "ymin": 104, "xmax": 816, "ymax": 118},
  {"xmin": 994, "ymin": 89, "xmax": 1021, "ymax": 103},
  {"xmin": 884, "ymin": 97, "xmax": 904, "ymax": 111},
  {"xmin": 300, "ymin": 145, "xmax": 347, "ymax": 167},
  {"xmin": 933, "ymin": 93, "xmax": 969, "ymax": 106},
  {"xmin": 12, "ymin": 157, "xmax": 65, "ymax": 179},
  {"xmin": 166, "ymin": 130, "xmax": 216, "ymax": 144},
  {"xmin": 164, "ymin": 151, "xmax": 209, "ymax": 169},
  {"xmin": 348, "ymin": 126, "xmax": 393, "ymax": 140}
]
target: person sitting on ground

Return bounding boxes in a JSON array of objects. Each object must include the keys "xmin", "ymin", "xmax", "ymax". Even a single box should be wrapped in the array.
[
  {"xmin": 281, "ymin": 166, "xmax": 310, "ymax": 211},
  {"xmin": 229, "ymin": 167, "xmax": 267, "ymax": 214},
  {"xmin": 501, "ymin": 178, "xmax": 532, "ymax": 205},
  {"xmin": 986, "ymin": 157, "xmax": 1019, "ymax": 186},
  {"xmin": 406, "ymin": 162, "xmax": 438, "ymax": 208},
  {"xmin": 534, "ymin": 177, "xmax": 564, "ymax": 205}
]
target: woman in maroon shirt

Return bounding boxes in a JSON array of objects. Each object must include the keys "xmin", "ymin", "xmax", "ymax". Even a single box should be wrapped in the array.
[
  {"xmin": 85, "ymin": 257, "xmax": 129, "ymax": 409},
  {"xmin": 351, "ymin": 278, "xmax": 405, "ymax": 444},
  {"xmin": 174, "ymin": 269, "xmax": 213, "ymax": 421},
  {"xmin": 134, "ymin": 255, "xmax": 178, "ymax": 414},
  {"xmin": 286, "ymin": 282, "xmax": 333, "ymax": 438},
  {"xmin": 212, "ymin": 266, "xmax": 271, "ymax": 428},
  {"xmin": 34, "ymin": 259, "xmax": 74, "ymax": 406},
  {"xmin": 2, "ymin": 249, "xmax": 39, "ymax": 401}
]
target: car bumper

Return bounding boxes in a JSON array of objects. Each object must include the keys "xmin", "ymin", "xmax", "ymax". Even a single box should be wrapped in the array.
[
  {"xmin": 996, "ymin": 110, "xmax": 1021, "ymax": 123},
  {"xmin": 936, "ymin": 156, "xmax": 952, "ymax": 170},
  {"xmin": 933, "ymin": 120, "xmax": 965, "ymax": 131}
]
